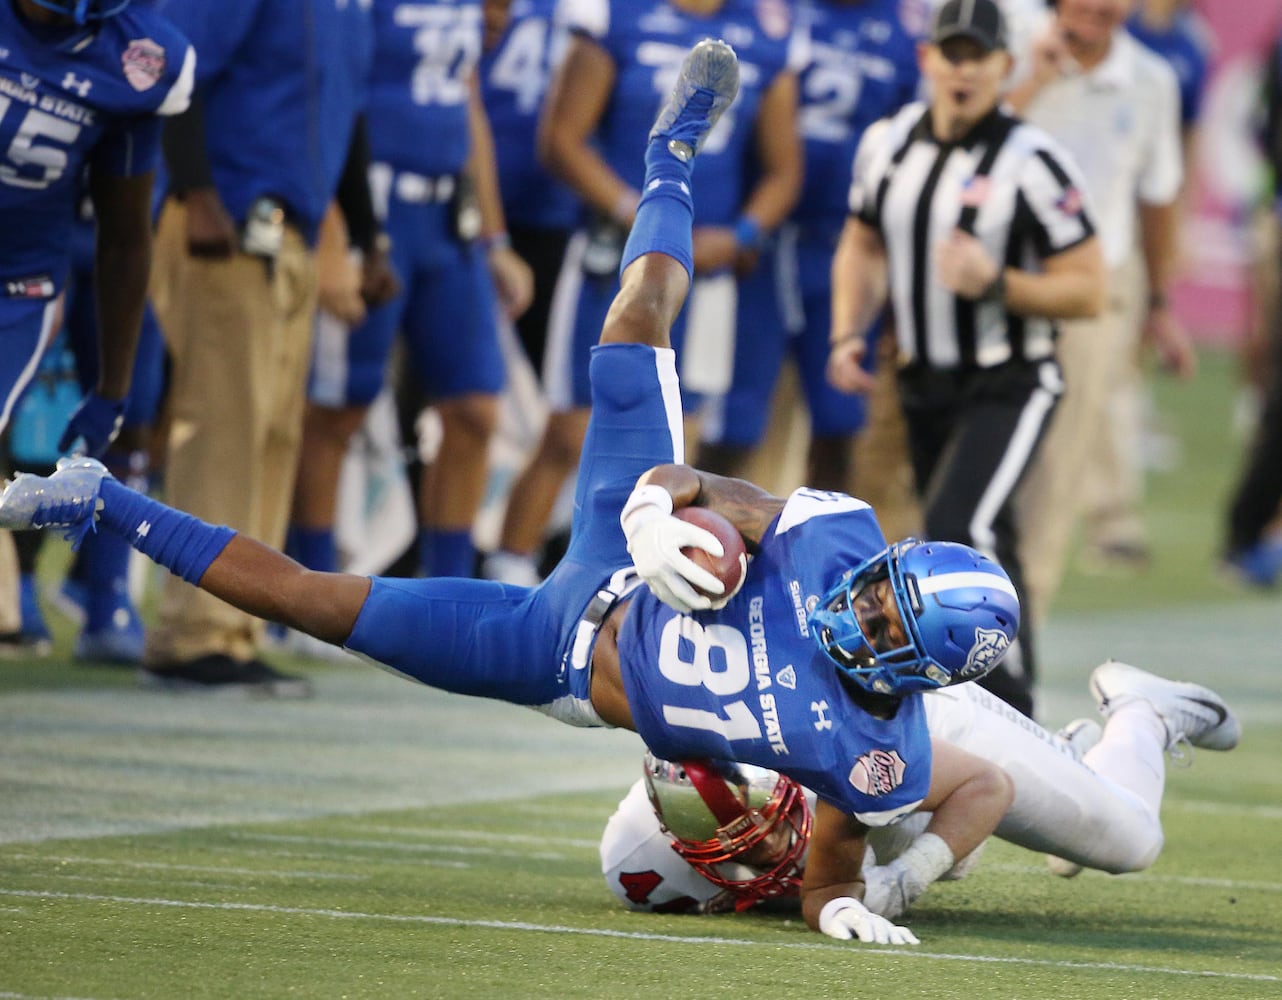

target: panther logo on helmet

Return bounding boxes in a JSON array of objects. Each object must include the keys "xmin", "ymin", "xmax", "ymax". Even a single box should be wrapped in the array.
[{"xmin": 962, "ymin": 626, "xmax": 1011, "ymax": 678}]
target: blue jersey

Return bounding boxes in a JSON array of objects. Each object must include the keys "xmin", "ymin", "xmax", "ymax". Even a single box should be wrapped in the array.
[
  {"xmin": 791, "ymin": 0, "xmax": 918, "ymax": 236},
  {"xmin": 162, "ymin": 0, "xmax": 372, "ymax": 244},
  {"xmin": 0, "ymin": 4, "xmax": 193, "ymax": 296},
  {"xmin": 368, "ymin": 0, "xmax": 482, "ymax": 177},
  {"xmin": 618, "ymin": 488, "xmax": 932, "ymax": 824},
  {"xmin": 1126, "ymin": 11, "xmax": 1210, "ymax": 127},
  {"xmin": 565, "ymin": 0, "xmax": 793, "ymax": 226},
  {"xmin": 480, "ymin": 0, "xmax": 578, "ymax": 229}
]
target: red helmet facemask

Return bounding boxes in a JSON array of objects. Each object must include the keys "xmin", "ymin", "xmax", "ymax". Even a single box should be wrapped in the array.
[{"xmin": 643, "ymin": 755, "xmax": 813, "ymax": 910}]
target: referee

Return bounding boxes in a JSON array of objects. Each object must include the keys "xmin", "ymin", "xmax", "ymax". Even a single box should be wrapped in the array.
[{"xmin": 827, "ymin": 0, "xmax": 1104, "ymax": 719}]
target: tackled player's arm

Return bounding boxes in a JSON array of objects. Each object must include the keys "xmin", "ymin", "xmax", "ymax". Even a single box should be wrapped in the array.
[
  {"xmin": 633, "ymin": 464, "xmax": 785, "ymax": 549},
  {"xmin": 799, "ymin": 799, "xmax": 872, "ymax": 929}
]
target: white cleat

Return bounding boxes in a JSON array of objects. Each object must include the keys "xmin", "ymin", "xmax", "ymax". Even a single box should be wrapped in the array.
[
  {"xmin": 1090, "ymin": 660, "xmax": 1241, "ymax": 753},
  {"xmin": 648, "ymin": 38, "xmax": 740, "ymax": 162},
  {"xmin": 0, "ymin": 457, "xmax": 109, "ymax": 533}
]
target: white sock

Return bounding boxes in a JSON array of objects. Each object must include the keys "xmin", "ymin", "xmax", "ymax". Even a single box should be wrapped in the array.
[{"xmin": 1083, "ymin": 700, "xmax": 1168, "ymax": 817}]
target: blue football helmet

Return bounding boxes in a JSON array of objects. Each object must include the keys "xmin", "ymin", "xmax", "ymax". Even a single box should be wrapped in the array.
[
  {"xmin": 28, "ymin": 0, "xmax": 130, "ymax": 24},
  {"xmin": 807, "ymin": 539, "xmax": 1020, "ymax": 697}
]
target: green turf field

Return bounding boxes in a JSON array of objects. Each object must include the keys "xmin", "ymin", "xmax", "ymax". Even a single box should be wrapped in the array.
[{"xmin": 2, "ymin": 351, "xmax": 1280, "ymax": 999}]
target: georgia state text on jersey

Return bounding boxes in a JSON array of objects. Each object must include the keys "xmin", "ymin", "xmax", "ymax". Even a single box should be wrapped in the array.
[
  {"xmin": 563, "ymin": 0, "xmax": 792, "ymax": 226},
  {"xmin": 0, "ymin": 4, "xmax": 193, "ymax": 296},
  {"xmin": 367, "ymin": 0, "xmax": 482, "ymax": 179},
  {"xmin": 617, "ymin": 488, "xmax": 931, "ymax": 825}
]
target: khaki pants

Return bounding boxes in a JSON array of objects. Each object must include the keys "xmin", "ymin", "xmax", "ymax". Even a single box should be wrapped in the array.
[
  {"xmin": 0, "ymin": 531, "xmax": 18, "ymax": 634},
  {"xmin": 1078, "ymin": 253, "xmax": 1148, "ymax": 552},
  {"xmin": 1018, "ymin": 262, "xmax": 1140, "ymax": 623},
  {"xmin": 146, "ymin": 201, "xmax": 318, "ymax": 664},
  {"xmin": 852, "ymin": 333, "xmax": 922, "ymax": 543}
]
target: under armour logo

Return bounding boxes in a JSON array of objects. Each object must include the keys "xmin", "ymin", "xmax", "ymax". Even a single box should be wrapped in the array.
[
  {"xmin": 811, "ymin": 700, "xmax": 832, "ymax": 731},
  {"xmin": 21, "ymin": 73, "xmax": 40, "ymax": 90},
  {"xmin": 62, "ymin": 72, "xmax": 92, "ymax": 97},
  {"xmin": 645, "ymin": 177, "xmax": 690, "ymax": 195},
  {"xmin": 136, "ymin": 520, "xmax": 151, "ymax": 538}
]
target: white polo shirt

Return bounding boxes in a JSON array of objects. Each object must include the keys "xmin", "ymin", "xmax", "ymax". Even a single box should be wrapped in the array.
[{"xmin": 1020, "ymin": 20, "xmax": 1182, "ymax": 267}]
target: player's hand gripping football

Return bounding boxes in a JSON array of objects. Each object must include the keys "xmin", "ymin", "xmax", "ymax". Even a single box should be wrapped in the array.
[
  {"xmin": 817, "ymin": 896, "xmax": 920, "ymax": 946},
  {"xmin": 621, "ymin": 483, "xmax": 725, "ymax": 614}
]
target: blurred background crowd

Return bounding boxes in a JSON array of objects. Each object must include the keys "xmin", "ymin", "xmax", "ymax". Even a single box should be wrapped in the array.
[{"xmin": 1, "ymin": 0, "xmax": 1279, "ymax": 719}]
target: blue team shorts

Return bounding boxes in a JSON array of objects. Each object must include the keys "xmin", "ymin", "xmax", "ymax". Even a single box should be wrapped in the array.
[
  {"xmin": 703, "ymin": 228, "xmax": 872, "ymax": 448},
  {"xmin": 309, "ymin": 198, "xmax": 504, "ymax": 407},
  {"xmin": 0, "ymin": 296, "xmax": 59, "ymax": 434},
  {"xmin": 345, "ymin": 343, "xmax": 683, "ymax": 725}
]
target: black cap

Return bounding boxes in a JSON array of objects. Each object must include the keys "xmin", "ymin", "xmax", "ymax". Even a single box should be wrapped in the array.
[{"xmin": 931, "ymin": 0, "xmax": 1008, "ymax": 52}]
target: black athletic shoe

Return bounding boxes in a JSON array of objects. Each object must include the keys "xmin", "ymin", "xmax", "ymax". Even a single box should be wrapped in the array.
[{"xmin": 140, "ymin": 653, "xmax": 314, "ymax": 699}]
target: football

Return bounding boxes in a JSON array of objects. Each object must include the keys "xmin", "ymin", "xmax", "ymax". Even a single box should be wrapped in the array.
[{"xmin": 674, "ymin": 507, "xmax": 749, "ymax": 604}]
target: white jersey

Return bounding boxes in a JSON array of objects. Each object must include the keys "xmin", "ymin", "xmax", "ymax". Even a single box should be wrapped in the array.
[{"xmin": 601, "ymin": 681, "xmax": 1167, "ymax": 912}]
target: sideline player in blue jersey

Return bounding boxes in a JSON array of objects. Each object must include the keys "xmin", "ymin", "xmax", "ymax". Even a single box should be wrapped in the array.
[
  {"xmin": 292, "ymin": 0, "xmax": 534, "ymax": 586},
  {"xmin": 3, "ymin": 40, "xmax": 1048, "ymax": 945},
  {"xmin": 0, "ymin": 0, "xmax": 192, "ymax": 654},
  {"xmin": 488, "ymin": 0, "xmax": 803, "ymax": 585},
  {"xmin": 477, "ymin": 0, "xmax": 582, "ymax": 587},
  {"xmin": 698, "ymin": 0, "xmax": 920, "ymax": 490}
]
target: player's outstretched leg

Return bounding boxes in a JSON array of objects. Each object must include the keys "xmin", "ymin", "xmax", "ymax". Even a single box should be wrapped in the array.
[{"xmin": 605, "ymin": 39, "xmax": 739, "ymax": 351}]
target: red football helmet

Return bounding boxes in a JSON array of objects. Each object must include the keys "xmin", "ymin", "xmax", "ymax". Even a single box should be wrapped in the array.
[{"xmin": 642, "ymin": 753, "xmax": 813, "ymax": 909}]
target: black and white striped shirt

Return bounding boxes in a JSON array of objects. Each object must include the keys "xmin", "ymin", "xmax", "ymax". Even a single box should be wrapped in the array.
[{"xmin": 849, "ymin": 102, "xmax": 1095, "ymax": 370}]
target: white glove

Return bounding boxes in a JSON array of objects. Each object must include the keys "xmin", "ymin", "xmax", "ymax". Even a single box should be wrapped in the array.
[
  {"xmin": 817, "ymin": 896, "xmax": 920, "ymax": 946},
  {"xmin": 620, "ymin": 484, "xmax": 725, "ymax": 614}
]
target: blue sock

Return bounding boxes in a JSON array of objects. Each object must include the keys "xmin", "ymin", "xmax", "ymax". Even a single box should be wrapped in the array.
[
  {"xmin": 418, "ymin": 527, "xmax": 475, "ymax": 578},
  {"xmin": 78, "ymin": 527, "xmax": 135, "ymax": 630},
  {"xmin": 97, "ymin": 479, "xmax": 236, "ymax": 586},
  {"xmin": 619, "ymin": 138, "xmax": 695, "ymax": 281},
  {"xmin": 287, "ymin": 524, "xmax": 337, "ymax": 573}
]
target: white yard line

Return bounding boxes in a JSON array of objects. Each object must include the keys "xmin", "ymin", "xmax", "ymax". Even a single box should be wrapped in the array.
[{"xmin": 0, "ymin": 888, "xmax": 1276, "ymax": 984}]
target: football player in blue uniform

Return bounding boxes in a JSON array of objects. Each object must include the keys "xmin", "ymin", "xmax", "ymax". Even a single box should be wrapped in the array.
[
  {"xmin": 477, "ymin": 0, "xmax": 582, "ymax": 587},
  {"xmin": 0, "ymin": 0, "xmax": 192, "ymax": 653},
  {"xmin": 486, "ymin": 0, "xmax": 803, "ymax": 586},
  {"xmin": 1, "ymin": 40, "xmax": 1104, "ymax": 945},
  {"xmin": 698, "ymin": 0, "xmax": 921, "ymax": 490},
  {"xmin": 292, "ymin": 0, "xmax": 533, "ymax": 587}
]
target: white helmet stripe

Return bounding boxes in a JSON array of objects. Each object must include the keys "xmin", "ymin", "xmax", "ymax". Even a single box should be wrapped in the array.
[{"xmin": 916, "ymin": 571, "xmax": 1019, "ymax": 599}]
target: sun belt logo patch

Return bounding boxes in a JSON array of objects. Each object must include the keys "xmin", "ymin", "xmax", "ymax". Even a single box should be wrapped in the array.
[
  {"xmin": 848, "ymin": 748, "xmax": 907, "ymax": 797},
  {"xmin": 962, "ymin": 626, "xmax": 1010, "ymax": 678}
]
